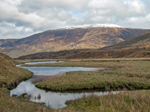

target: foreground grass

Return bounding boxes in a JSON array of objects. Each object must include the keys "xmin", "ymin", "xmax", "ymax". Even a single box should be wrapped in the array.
[
  {"xmin": 35, "ymin": 60, "xmax": 150, "ymax": 91},
  {"xmin": 1, "ymin": 88, "xmax": 150, "ymax": 112},
  {"xmin": 0, "ymin": 88, "xmax": 53, "ymax": 112},
  {"xmin": 66, "ymin": 90, "xmax": 150, "ymax": 112}
]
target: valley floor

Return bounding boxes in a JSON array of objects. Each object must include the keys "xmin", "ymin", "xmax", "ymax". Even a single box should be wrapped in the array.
[{"xmin": 1, "ymin": 58, "xmax": 150, "ymax": 112}]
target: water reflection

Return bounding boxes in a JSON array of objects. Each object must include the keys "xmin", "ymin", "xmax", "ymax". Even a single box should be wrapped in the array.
[
  {"xmin": 10, "ymin": 65, "xmax": 117, "ymax": 109},
  {"xmin": 10, "ymin": 79, "xmax": 119, "ymax": 109}
]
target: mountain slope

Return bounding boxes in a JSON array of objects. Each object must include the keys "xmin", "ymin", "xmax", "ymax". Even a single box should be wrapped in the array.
[
  {"xmin": 102, "ymin": 32, "xmax": 150, "ymax": 50},
  {"xmin": 16, "ymin": 49, "xmax": 90, "ymax": 59},
  {"xmin": 16, "ymin": 47, "xmax": 150, "ymax": 59},
  {"xmin": 16, "ymin": 32, "xmax": 150, "ymax": 59},
  {"xmin": 0, "ymin": 27, "xmax": 149, "ymax": 58}
]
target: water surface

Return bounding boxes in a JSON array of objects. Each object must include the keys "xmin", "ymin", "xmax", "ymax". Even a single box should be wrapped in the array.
[
  {"xmin": 10, "ymin": 79, "xmax": 119, "ymax": 109},
  {"xmin": 10, "ymin": 62, "xmax": 118, "ymax": 109}
]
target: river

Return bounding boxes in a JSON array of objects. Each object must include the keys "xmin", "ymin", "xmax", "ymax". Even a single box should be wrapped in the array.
[{"xmin": 10, "ymin": 61, "xmax": 119, "ymax": 109}]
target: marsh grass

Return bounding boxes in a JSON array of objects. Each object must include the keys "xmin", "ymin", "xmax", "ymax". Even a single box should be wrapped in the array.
[
  {"xmin": 35, "ymin": 60, "xmax": 150, "ymax": 91},
  {"xmin": 1, "ymin": 56, "xmax": 150, "ymax": 112},
  {"xmin": 1, "ymin": 88, "xmax": 150, "ymax": 112},
  {"xmin": 65, "ymin": 90, "xmax": 150, "ymax": 112}
]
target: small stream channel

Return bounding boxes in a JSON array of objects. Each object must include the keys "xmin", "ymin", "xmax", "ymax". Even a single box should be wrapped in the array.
[{"xmin": 10, "ymin": 61, "xmax": 119, "ymax": 109}]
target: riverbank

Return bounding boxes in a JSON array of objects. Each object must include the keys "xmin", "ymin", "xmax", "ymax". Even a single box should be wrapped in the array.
[
  {"xmin": 0, "ymin": 88, "xmax": 54, "ymax": 112},
  {"xmin": 1, "ymin": 88, "xmax": 150, "ymax": 112},
  {"xmin": 0, "ymin": 53, "xmax": 33, "ymax": 89},
  {"xmin": 34, "ymin": 60, "xmax": 150, "ymax": 91}
]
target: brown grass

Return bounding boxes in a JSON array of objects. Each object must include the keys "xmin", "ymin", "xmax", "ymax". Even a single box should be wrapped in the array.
[{"xmin": 0, "ymin": 53, "xmax": 33, "ymax": 88}]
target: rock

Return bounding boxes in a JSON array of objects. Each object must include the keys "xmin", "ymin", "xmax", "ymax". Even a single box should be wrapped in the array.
[
  {"xmin": 12, "ymin": 94, "xmax": 17, "ymax": 97},
  {"xmin": 20, "ymin": 93, "xmax": 31, "ymax": 99}
]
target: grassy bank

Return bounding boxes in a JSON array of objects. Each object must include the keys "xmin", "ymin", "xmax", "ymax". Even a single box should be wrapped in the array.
[
  {"xmin": 35, "ymin": 60, "xmax": 150, "ymax": 91},
  {"xmin": 0, "ymin": 53, "xmax": 33, "ymax": 88},
  {"xmin": 0, "ymin": 88, "xmax": 54, "ymax": 112}
]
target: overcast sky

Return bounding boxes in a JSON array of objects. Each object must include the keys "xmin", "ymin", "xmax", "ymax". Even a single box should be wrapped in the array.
[{"xmin": 0, "ymin": 0, "xmax": 150, "ymax": 39}]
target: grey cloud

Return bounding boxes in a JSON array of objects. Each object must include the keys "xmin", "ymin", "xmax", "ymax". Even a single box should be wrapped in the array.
[
  {"xmin": 87, "ymin": 0, "xmax": 146, "ymax": 18},
  {"xmin": 0, "ymin": 0, "xmax": 150, "ymax": 39},
  {"xmin": 0, "ymin": 22, "xmax": 34, "ymax": 39}
]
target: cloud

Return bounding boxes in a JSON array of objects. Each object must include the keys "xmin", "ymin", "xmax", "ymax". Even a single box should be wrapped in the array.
[
  {"xmin": 0, "ymin": 22, "xmax": 34, "ymax": 39},
  {"xmin": 0, "ymin": 0, "xmax": 150, "ymax": 39}
]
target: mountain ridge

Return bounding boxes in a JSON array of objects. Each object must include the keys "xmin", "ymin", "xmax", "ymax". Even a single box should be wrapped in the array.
[
  {"xmin": 16, "ymin": 32, "xmax": 150, "ymax": 59},
  {"xmin": 0, "ymin": 27, "xmax": 149, "ymax": 58}
]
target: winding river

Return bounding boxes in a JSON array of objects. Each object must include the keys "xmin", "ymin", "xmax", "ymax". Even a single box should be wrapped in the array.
[{"xmin": 10, "ymin": 61, "xmax": 119, "ymax": 109}]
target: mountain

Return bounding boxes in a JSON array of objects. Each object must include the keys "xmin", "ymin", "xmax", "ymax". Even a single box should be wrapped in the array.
[
  {"xmin": 16, "ymin": 32, "xmax": 150, "ymax": 59},
  {"xmin": 102, "ymin": 32, "xmax": 150, "ymax": 50},
  {"xmin": 0, "ymin": 26, "xmax": 149, "ymax": 58},
  {"xmin": 0, "ymin": 39, "xmax": 18, "ymax": 46}
]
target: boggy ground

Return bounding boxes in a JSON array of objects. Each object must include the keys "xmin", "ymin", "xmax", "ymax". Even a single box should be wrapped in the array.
[
  {"xmin": 1, "ymin": 88, "xmax": 150, "ymax": 112},
  {"xmin": 1, "ymin": 57, "xmax": 150, "ymax": 112},
  {"xmin": 65, "ymin": 90, "xmax": 150, "ymax": 112},
  {"xmin": 34, "ymin": 60, "xmax": 150, "ymax": 91}
]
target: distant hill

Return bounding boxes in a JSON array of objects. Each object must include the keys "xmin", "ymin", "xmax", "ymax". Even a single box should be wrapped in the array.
[
  {"xmin": 16, "ymin": 49, "xmax": 90, "ymax": 60},
  {"xmin": 16, "ymin": 48, "xmax": 150, "ymax": 59},
  {"xmin": 0, "ymin": 27, "xmax": 149, "ymax": 58},
  {"xmin": 63, "ymin": 49, "xmax": 150, "ymax": 59}
]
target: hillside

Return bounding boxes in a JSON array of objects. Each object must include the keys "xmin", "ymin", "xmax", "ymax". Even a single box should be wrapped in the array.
[
  {"xmin": 102, "ymin": 32, "xmax": 150, "ymax": 50},
  {"xmin": 0, "ymin": 52, "xmax": 32, "ymax": 88},
  {"xmin": 0, "ymin": 39, "xmax": 18, "ymax": 46},
  {"xmin": 16, "ymin": 47, "xmax": 150, "ymax": 59},
  {"xmin": 16, "ymin": 49, "xmax": 90, "ymax": 59},
  {"xmin": 0, "ymin": 27, "xmax": 149, "ymax": 58}
]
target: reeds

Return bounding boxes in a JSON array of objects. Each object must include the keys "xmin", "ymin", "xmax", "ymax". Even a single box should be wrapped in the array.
[{"xmin": 65, "ymin": 90, "xmax": 150, "ymax": 112}]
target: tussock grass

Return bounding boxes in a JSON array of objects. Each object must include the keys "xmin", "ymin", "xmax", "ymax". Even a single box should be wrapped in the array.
[
  {"xmin": 36, "ymin": 60, "xmax": 150, "ymax": 91},
  {"xmin": 65, "ymin": 90, "xmax": 150, "ymax": 112}
]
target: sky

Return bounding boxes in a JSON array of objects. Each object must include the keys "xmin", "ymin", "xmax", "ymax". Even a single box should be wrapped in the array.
[{"xmin": 0, "ymin": 0, "xmax": 150, "ymax": 39}]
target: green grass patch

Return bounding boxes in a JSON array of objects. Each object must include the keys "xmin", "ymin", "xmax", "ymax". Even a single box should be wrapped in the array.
[{"xmin": 35, "ymin": 60, "xmax": 150, "ymax": 91}]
